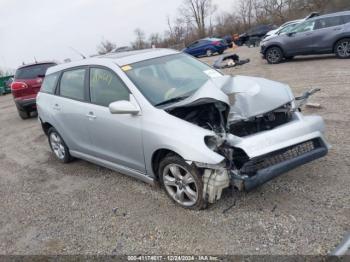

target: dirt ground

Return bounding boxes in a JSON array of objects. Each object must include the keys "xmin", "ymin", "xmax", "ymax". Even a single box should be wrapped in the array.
[{"xmin": 0, "ymin": 46, "xmax": 349, "ymax": 255}]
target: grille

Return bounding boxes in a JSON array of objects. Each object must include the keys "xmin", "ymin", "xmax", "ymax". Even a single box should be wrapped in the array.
[{"xmin": 241, "ymin": 139, "xmax": 320, "ymax": 176}]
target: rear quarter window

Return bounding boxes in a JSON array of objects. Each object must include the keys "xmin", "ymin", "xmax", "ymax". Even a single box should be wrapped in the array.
[
  {"xmin": 15, "ymin": 63, "xmax": 56, "ymax": 79},
  {"xmin": 40, "ymin": 72, "xmax": 59, "ymax": 94}
]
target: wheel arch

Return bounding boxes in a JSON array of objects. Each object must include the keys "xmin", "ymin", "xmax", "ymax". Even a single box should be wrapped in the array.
[
  {"xmin": 151, "ymin": 148, "xmax": 182, "ymax": 180},
  {"xmin": 264, "ymin": 44, "xmax": 285, "ymax": 56},
  {"xmin": 40, "ymin": 119, "xmax": 53, "ymax": 136}
]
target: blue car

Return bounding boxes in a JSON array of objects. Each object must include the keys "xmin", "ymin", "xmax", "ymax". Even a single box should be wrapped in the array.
[{"xmin": 183, "ymin": 38, "xmax": 228, "ymax": 57}]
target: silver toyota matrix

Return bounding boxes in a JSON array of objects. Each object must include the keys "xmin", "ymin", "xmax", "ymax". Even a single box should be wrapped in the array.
[{"xmin": 37, "ymin": 49, "xmax": 330, "ymax": 210}]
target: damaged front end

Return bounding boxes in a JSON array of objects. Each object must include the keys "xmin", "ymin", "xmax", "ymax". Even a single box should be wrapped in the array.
[{"xmin": 165, "ymin": 76, "xmax": 329, "ymax": 203}]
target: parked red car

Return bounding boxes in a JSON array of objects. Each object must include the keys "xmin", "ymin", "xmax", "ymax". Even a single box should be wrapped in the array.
[{"xmin": 11, "ymin": 62, "xmax": 56, "ymax": 119}]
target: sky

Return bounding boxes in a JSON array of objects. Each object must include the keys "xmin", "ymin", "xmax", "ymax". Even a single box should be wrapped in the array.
[{"xmin": 0, "ymin": 0, "xmax": 235, "ymax": 70}]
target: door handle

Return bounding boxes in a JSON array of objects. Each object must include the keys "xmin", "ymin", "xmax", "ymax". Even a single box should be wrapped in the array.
[
  {"xmin": 305, "ymin": 32, "xmax": 312, "ymax": 36},
  {"xmin": 334, "ymin": 27, "xmax": 342, "ymax": 31},
  {"xmin": 53, "ymin": 104, "xmax": 61, "ymax": 111},
  {"xmin": 86, "ymin": 112, "xmax": 97, "ymax": 120}
]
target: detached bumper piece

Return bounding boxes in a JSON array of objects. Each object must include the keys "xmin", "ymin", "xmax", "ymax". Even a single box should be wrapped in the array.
[{"xmin": 232, "ymin": 138, "xmax": 328, "ymax": 191}]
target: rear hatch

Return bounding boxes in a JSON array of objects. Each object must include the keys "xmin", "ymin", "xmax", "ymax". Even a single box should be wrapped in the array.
[{"xmin": 12, "ymin": 63, "xmax": 56, "ymax": 99}]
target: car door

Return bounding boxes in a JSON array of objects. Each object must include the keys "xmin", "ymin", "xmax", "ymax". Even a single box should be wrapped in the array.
[
  {"xmin": 185, "ymin": 41, "xmax": 199, "ymax": 55},
  {"xmin": 85, "ymin": 66, "xmax": 145, "ymax": 173},
  {"xmin": 308, "ymin": 16, "xmax": 345, "ymax": 53},
  {"xmin": 52, "ymin": 67, "xmax": 94, "ymax": 154},
  {"xmin": 283, "ymin": 20, "xmax": 316, "ymax": 55}
]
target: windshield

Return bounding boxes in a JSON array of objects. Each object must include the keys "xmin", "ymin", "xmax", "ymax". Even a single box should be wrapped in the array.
[
  {"xmin": 124, "ymin": 53, "xmax": 222, "ymax": 106},
  {"xmin": 279, "ymin": 23, "xmax": 299, "ymax": 34}
]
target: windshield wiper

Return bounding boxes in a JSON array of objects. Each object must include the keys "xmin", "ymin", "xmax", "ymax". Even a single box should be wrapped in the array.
[{"xmin": 155, "ymin": 96, "xmax": 189, "ymax": 107}]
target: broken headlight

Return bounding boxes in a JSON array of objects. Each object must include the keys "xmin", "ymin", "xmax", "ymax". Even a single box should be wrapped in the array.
[{"xmin": 204, "ymin": 136, "xmax": 224, "ymax": 151}]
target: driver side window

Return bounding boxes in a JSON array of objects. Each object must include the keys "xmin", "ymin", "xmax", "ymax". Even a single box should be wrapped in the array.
[
  {"xmin": 89, "ymin": 68, "xmax": 130, "ymax": 107},
  {"xmin": 294, "ymin": 21, "xmax": 315, "ymax": 33}
]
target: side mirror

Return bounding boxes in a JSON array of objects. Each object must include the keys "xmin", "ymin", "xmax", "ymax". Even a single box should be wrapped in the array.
[
  {"xmin": 109, "ymin": 100, "xmax": 140, "ymax": 115},
  {"xmin": 287, "ymin": 32, "xmax": 296, "ymax": 37}
]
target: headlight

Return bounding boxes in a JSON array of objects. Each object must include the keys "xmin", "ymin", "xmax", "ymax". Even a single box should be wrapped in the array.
[{"xmin": 205, "ymin": 136, "xmax": 223, "ymax": 151}]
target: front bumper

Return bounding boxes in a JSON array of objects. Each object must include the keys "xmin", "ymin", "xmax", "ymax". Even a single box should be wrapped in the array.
[
  {"xmin": 229, "ymin": 112, "xmax": 330, "ymax": 191},
  {"xmin": 231, "ymin": 138, "xmax": 328, "ymax": 191},
  {"xmin": 260, "ymin": 45, "xmax": 266, "ymax": 58}
]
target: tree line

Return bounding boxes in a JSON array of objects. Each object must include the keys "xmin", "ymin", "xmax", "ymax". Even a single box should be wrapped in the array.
[{"xmin": 98, "ymin": 0, "xmax": 350, "ymax": 54}]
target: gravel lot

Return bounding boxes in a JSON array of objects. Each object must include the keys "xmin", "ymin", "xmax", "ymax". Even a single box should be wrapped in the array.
[{"xmin": 0, "ymin": 46, "xmax": 349, "ymax": 255}]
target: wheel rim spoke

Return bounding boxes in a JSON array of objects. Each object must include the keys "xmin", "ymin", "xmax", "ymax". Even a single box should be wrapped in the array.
[
  {"xmin": 163, "ymin": 175, "xmax": 176, "ymax": 187},
  {"xmin": 169, "ymin": 165, "xmax": 181, "ymax": 179},
  {"xmin": 184, "ymin": 186, "xmax": 197, "ymax": 203},
  {"xmin": 183, "ymin": 173, "xmax": 194, "ymax": 184},
  {"xmin": 175, "ymin": 189, "xmax": 185, "ymax": 202}
]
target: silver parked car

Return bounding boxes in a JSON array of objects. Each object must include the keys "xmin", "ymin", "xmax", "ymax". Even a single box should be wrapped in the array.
[
  {"xmin": 261, "ymin": 11, "xmax": 350, "ymax": 64},
  {"xmin": 37, "ymin": 49, "xmax": 330, "ymax": 210}
]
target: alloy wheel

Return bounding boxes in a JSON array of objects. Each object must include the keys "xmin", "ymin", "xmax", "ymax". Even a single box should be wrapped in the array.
[
  {"xmin": 206, "ymin": 49, "xmax": 213, "ymax": 57},
  {"xmin": 337, "ymin": 40, "xmax": 350, "ymax": 58},
  {"xmin": 162, "ymin": 164, "xmax": 198, "ymax": 207},
  {"xmin": 50, "ymin": 132, "xmax": 65, "ymax": 160},
  {"xmin": 267, "ymin": 47, "xmax": 282, "ymax": 64}
]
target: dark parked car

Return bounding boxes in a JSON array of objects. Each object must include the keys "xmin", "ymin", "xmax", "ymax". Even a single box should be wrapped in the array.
[
  {"xmin": 236, "ymin": 24, "xmax": 277, "ymax": 46},
  {"xmin": 261, "ymin": 11, "xmax": 350, "ymax": 64},
  {"xmin": 11, "ymin": 62, "xmax": 56, "ymax": 119},
  {"xmin": 113, "ymin": 46, "xmax": 133, "ymax": 53},
  {"xmin": 183, "ymin": 38, "xmax": 228, "ymax": 57}
]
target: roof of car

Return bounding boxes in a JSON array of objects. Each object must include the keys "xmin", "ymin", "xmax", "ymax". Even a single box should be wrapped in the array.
[
  {"xmin": 17, "ymin": 61, "xmax": 56, "ymax": 70},
  {"xmin": 311, "ymin": 11, "xmax": 350, "ymax": 20},
  {"xmin": 46, "ymin": 48, "xmax": 179, "ymax": 75}
]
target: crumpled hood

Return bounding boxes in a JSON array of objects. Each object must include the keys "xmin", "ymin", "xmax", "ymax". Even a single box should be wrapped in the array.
[
  {"xmin": 165, "ymin": 75, "xmax": 294, "ymax": 121},
  {"xmin": 220, "ymin": 75, "xmax": 294, "ymax": 121}
]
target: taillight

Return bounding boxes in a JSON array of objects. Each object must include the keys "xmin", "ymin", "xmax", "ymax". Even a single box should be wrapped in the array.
[
  {"xmin": 11, "ymin": 81, "xmax": 28, "ymax": 91},
  {"xmin": 213, "ymin": 41, "xmax": 221, "ymax": 46}
]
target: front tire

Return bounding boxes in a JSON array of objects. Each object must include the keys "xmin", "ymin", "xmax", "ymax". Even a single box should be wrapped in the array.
[
  {"xmin": 159, "ymin": 156, "xmax": 207, "ymax": 210},
  {"xmin": 48, "ymin": 127, "xmax": 72, "ymax": 163},
  {"xmin": 266, "ymin": 46, "xmax": 283, "ymax": 64},
  {"xmin": 335, "ymin": 38, "xmax": 350, "ymax": 59}
]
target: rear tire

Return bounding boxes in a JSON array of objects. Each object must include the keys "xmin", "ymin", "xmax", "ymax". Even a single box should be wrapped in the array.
[
  {"xmin": 48, "ymin": 127, "xmax": 72, "ymax": 163},
  {"xmin": 159, "ymin": 155, "xmax": 207, "ymax": 210},
  {"xmin": 18, "ymin": 110, "xmax": 29, "ymax": 120},
  {"xmin": 335, "ymin": 38, "xmax": 350, "ymax": 59},
  {"xmin": 206, "ymin": 49, "xmax": 213, "ymax": 57},
  {"xmin": 265, "ymin": 46, "xmax": 283, "ymax": 64}
]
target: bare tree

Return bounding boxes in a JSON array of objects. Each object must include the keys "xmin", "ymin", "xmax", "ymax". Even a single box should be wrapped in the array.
[
  {"xmin": 132, "ymin": 28, "xmax": 147, "ymax": 50},
  {"xmin": 180, "ymin": 0, "xmax": 217, "ymax": 38},
  {"xmin": 97, "ymin": 39, "xmax": 116, "ymax": 55},
  {"xmin": 149, "ymin": 33, "xmax": 162, "ymax": 47}
]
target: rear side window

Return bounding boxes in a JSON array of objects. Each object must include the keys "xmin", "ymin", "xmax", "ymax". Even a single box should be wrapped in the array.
[
  {"xmin": 15, "ymin": 63, "xmax": 56, "ymax": 79},
  {"xmin": 314, "ymin": 16, "xmax": 343, "ymax": 30},
  {"xmin": 59, "ymin": 69, "xmax": 86, "ymax": 101},
  {"xmin": 89, "ymin": 68, "xmax": 129, "ymax": 107},
  {"xmin": 343, "ymin": 15, "xmax": 350, "ymax": 24},
  {"xmin": 41, "ymin": 72, "xmax": 59, "ymax": 94}
]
